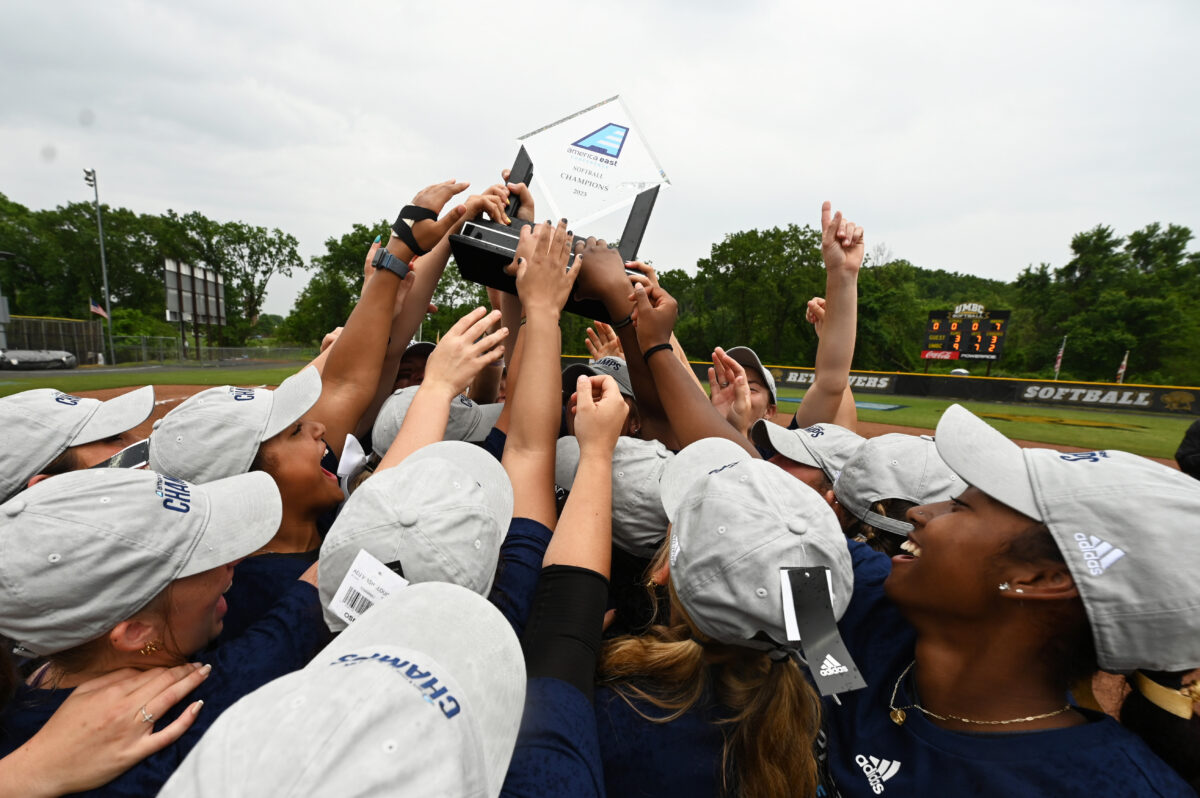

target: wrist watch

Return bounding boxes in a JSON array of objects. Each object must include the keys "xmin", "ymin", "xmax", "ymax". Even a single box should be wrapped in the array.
[{"xmin": 371, "ymin": 248, "xmax": 411, "ymax": 279}]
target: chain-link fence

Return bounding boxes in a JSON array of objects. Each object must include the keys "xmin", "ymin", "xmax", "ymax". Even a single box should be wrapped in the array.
[{"xmin": 6, "ymin": 316, "xmax": 106, "ymax": 364}]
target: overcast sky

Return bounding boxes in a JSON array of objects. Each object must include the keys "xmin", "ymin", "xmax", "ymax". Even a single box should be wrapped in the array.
[{"xmin": 2, "ymin": 0, "xmax": 1197, "ymax": 316}]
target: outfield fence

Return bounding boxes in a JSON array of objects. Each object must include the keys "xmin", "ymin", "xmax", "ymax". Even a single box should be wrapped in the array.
[
  {"xmin": 6, "ymin": 316, "xmax": 105, "ymax": 364},
  {"xmin": 559, "ymin": 356, "xmax": 1200, "ymax": 417}
]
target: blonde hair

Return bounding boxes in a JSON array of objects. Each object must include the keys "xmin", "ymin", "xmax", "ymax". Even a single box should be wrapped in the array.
[{"xmin": 599, "ymin": 565, "xmax": 822, "ymax": 798}]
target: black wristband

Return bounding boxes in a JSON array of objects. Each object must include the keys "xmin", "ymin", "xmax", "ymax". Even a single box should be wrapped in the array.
[
  {"xmin": 610, "ymin": 313, "xmax": 633, "ymax": 330},
  {"xmin": 642, "ymin": 342, "xmax": 673, "ymax": 362},
  {"xmin": 521, "ymin": 565, "xmax": 610, "ymax": 700},
  {"xmin": 391, "ymin": 204, "xmax": 438, "ymax": 257}
]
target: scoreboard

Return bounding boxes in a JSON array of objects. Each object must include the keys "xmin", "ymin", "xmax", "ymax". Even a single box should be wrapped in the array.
[{"xmin": 922, "ymin": 306, "xmax": 1011, "ymax": 361}]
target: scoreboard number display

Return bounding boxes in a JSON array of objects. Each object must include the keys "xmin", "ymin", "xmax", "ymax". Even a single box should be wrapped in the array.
[{"xmin": 922, "ymin": 304, "xmax": 1011, "ymax": 361}]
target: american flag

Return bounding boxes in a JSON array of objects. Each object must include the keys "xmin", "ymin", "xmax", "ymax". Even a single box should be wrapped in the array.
[
  {"xmin": 1116, "ymin": 350, "xmax": 1129, "ymax": 384},
  {"xmin": 1053, "ymin": 336, "xmax": 1066, "ymax": 380},
  {"xmin": 89, "ymin": 297, "xmax": 109, "ymax": 320}
]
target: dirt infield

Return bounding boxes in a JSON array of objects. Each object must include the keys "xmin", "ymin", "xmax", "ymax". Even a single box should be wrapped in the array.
[{"xmin": 81, "ymin": 384, "xmax": 1178, "ymax": 468}]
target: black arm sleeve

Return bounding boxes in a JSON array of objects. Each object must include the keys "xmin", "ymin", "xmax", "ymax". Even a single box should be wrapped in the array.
[{"xmin": 521, "ymin": 565, "xmax": 610, "ymax": 700}]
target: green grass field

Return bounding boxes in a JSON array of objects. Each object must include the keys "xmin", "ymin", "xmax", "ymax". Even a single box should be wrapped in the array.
[
  {"xmin": 776, "ymin": 387, "xmax": 1189, "ymax": 459},
  {"xmin": 0, "ymin": 365, "xmax": 307, "ymax": 398},
  {"xmin": 1, "ymin": 366, "xmax": 1188, "ymax": 460}
]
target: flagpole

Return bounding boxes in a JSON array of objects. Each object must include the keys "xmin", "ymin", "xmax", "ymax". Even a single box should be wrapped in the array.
[{"xmin": 83, "ymin": 169, "xmax": 116, "ymax": 366}]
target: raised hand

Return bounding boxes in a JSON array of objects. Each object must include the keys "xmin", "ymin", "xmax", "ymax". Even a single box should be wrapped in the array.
[
  {"xmin": 820, "ymin": 201, "xmax": 865, "ymax": 275},
  {"xmin": 463, "ymin": 189, "xmax": 511, "ymax": 226},
  {"xmin": 387, "ymin": 179, "xmax": 471, "ymax": 261},
  {"xmin": 573, "ymin": 237, "xmax": 631, "ymax": 307},
  {"xmin": 624, "ymin": 260, "xmax": 661, "ymax": 293},
  {"xmin": 513, "ymin": 219, "xmax": 580, "ymax": 315},
  {"xmin": 806, "ymin": 296, "xmax": 827, "ymax": 338},
  {"xmin": 585, "ymin": 321, "xmax": 624, "ymax": 360},
  {"xmin": 709, "ymin": 346, "xmax": 753, "ymax": 434},
  {"xmin": 573, "ymin": 374, "xmax": 628, "ymax": 455},
  {"xmin": 628, "ymin": 282, "xmax": 678, "ymax": 352},
  {"xmin": 501, "ymin": 168, "xmax": 536, "ymax": 222},
  {"xmin": 421, "ymin": 307, "xmax": 507, "ymax": 398}
]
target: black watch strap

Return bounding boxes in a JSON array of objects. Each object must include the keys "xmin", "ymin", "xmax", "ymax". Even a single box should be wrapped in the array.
[{"xmin": 372, "ymin": 248, "xmax": 411, "ymax": 280}]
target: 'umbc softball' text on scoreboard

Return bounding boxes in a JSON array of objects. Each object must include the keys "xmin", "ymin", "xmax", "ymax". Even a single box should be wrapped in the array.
[{"xmin": 922, "ymin": 303, "xmax": 1011, "ymax": 361}]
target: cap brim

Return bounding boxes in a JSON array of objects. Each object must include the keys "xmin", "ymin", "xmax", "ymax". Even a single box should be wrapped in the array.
[
  {"xmin": 749, "ymin": 419, "xmax": 820, "ymax": 468},
  {"xmin": 317, "ymin": 583, "xmax": 525, "ymax": 797},
  {"xmin": 554, "ymin": 436, "xmax": 581, "ymax": 490},
  {"xmin": 404, "ymin": 341, "xmax": 436, "ymax": 359},
  {"xmin": 660, "ymin": 437, "xmax": 753, "ymax": 523},
  {"xmin": 934, "ymin": 404, "xmax": 1041, "ymax": 520},
  {"xmin": 467, "ymin": 402, "xmax": 504, "ymax": 442},
  {"xmin": 73, "ymin": 385, "xmax": 155, "ymax": 446},
  {"xmin": 562, "ymin": 364, "xmax": 597, "ymax": 395},
  {"xmin": 180, "ymin": 471, "xmax": 282, "ymax": 577},
  {"xmin": 724, "ymin": 346, "xmax": 775, "ymax": 402},
  {"xmin": 264, "ymin": 367, "xmax": 323, "ymax": 440}
]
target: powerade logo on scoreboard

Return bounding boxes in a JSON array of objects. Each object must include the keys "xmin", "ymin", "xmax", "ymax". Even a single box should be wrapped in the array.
[{"xmin": 571, "ymin": 123, "xmax": 629, "ymax": 160}]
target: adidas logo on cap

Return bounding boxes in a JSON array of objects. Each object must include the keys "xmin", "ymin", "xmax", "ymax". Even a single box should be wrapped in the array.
[
  {"xmin": 1073, "ymin": 532, "xmax": 1125, "ymax": 577},
  {"xmin": 819, "ymin": 653, "xmax": 849, "ymax": 677},
  {"xmin": 855, "ymin": 754, "xmax": 901, "ymax": 793}
]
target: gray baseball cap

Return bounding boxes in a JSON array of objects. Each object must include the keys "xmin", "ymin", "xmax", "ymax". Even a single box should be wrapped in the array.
[
  {"xmin": 320, "ymin": 441, "xmax": 513, "ymax": 631},
  {"xmin": 149, "ymin": 367, "xmax": 322, "ymax": 484},
  {"xmin": 0, "ymin": 385, "xmax": 155, "ymax": 502},
  {"xmin": 0, "ymin": 468, "xmax": 281, "ymax": 656},
  {"xmin": 833, "ymin": 433, "xmax": 960, "ymax": 536},
  {"xmin": 555, "ymin": 435, "xmax": 673, "ymax": 557},
  {"xmin": 936, "ymin": 403, "xmax": 1200, "ymax": 672},
  {"xmin": 661, "ymin": 438, "xmax": 852, "ymax": 648},
  {"xmin": 371, "ymin": 387, "xmax": 504, "ymax": 455},
  {"xmin": 562, "ymin": 356, "xmax": 635, "ymax": 400},
  {"xmin": 724, "ymin": 346, "xmax": 776, "ymax": 404},
  {"xmin": 159, "ymin": 582, "xmax": 525, "ymax": 798},
  {"xmin": 751, "ymin": 420, "xmax": 864, "ymax": 481}
]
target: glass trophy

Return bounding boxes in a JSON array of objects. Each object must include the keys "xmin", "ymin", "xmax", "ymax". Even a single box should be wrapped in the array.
[{"xmin": 449, "ymin": 96, "xmax": 670, "ymax": 321}]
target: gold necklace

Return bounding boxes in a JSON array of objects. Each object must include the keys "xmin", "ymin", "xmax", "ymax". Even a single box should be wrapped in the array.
[{"xmin": 889, "ymin": 660, "xmax": 1073, "ymax": 726}]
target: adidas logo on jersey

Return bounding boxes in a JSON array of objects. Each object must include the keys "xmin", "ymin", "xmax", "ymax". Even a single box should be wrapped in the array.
[
  {"xmin": 1072, "ymin": 532, "xmax": 1125, "ymax": 576},
  {"xmin": 819, "ymin": 654, "xmax": 849, "ymax": 676},
  {"xmin": 855, "ymin": 754, "xmax": 901, "ymax": 794}
]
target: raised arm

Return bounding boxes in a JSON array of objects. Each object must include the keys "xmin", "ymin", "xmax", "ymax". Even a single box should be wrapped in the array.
[
  {"xmin": 574, "ymin": 241, "xmax": 677, "ymax": 448},
  {"xmin": 629, "ymin": 282, "xmax": 759, "ymax": 456},
  {"xmin": 501, "ymin": 220, "xmax": 580, "ymax": 528},
  {"xmin": 309, "ymin": 180, "xmax": 470, "ymax": 457},
  {"xmin": 803, "ymin": 296, "xmax": 858, "ymax": 430},
  {"xmin": 790, "ymin": 202, "xmax": 863, "ymax": 429},
  {"xmin": 376, "ymin": 307, "xmax": 506, "ymax": 471}
]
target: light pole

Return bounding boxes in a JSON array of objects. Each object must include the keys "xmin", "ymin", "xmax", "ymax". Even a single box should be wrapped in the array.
[{"xmin": 83, "ymin": 169, "xmax": 116, "ymax": 366}]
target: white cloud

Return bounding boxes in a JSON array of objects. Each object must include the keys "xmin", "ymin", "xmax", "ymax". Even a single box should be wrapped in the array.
[{"xmin": 1, "ymin": 0, "xmax": 1197, "ymax": 316}]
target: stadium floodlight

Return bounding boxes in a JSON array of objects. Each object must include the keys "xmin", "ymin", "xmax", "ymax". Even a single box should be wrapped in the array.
[{"xmin": 83, "ymin": 168, "xmax": 115, "ymax": 365}]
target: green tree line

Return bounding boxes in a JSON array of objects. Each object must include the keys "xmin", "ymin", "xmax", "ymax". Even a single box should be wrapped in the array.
[
  {"xmin": 0, "ymin": 192, "xmax": 300, "ymax": 345},
  {"xmin": 3, "ymin": 190, "xmax": 1196, "ymax": 384}
]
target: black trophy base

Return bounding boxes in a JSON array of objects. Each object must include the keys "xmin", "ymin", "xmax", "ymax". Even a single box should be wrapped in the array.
[{"xmin": 449, "ymin": 220, "xmax": 612, "ymax": 321}]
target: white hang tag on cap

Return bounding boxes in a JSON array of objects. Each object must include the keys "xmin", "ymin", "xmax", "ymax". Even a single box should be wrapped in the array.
[
  {"xmin": 779, "ymin": 566, "xmax": 865, "ymax": 696},
  {"xmin": 779, "ymin": 567, "xmax": 836, "ymax": 641},
  {"xmin": 329, "ymin": 549, "xmax": 408, "ymax": 627}
]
